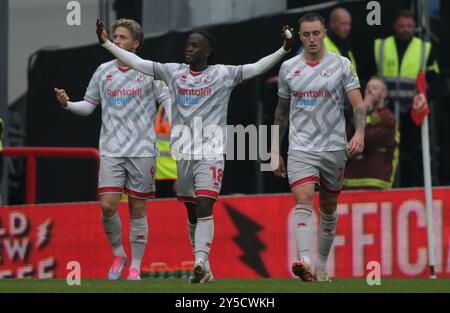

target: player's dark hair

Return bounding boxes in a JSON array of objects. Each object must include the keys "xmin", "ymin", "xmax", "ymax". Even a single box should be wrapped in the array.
[
  {"xmin": 394, "ymin": 10, "xmax": 415, "ymax": 22},
  {"xmin": 192, "ymin": 30, "xmax": 216, "ymax": 64},
  {"xmin": 299, "ymin": 12, "xmax": 325, "ymax": 29}
]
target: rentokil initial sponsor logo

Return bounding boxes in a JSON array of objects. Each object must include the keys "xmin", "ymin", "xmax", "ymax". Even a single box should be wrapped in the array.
[
  {"xmin": 106, "ymin": 88, "xmax": 142, "ymax": 106},
  {"xmin": 177, "ymin": 87, "xmax": 212, "ymax": 106}
]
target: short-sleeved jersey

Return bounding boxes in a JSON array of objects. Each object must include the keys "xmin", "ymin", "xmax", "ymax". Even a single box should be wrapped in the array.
[
  {"xmin": 84, "ymin": 60, "xmax": 170, "ymax": 157},
  {"xmin": 278, "ymin": 51, "xmax": 360, "ymax": 152},
  {"xmin": 152, "ymin": 62, "xmax": 242, "ymax": 157}
]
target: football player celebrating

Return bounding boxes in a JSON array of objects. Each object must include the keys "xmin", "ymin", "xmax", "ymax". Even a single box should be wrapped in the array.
[
  {"xmin": 55, "ymin": 19, "xmax": 171, "ymax": 281},
  {"xmin": 96, "ymin": 18, "xmax": 293, "ymax": 283}
]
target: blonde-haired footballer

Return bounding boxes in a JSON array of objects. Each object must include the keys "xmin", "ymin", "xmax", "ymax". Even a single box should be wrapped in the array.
[{"xmin": 55, "ymin": 19, "xmax": 171, "ymax": 281}]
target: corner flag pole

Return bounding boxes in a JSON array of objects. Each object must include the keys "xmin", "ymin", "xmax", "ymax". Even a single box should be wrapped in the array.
[
  {"xmin": 422, "ymin": 117, "xmax": 436, "ymax": 279},
  {"xmin": 418, "ymin": 0, "xmax": 436, "ymax": 279}
]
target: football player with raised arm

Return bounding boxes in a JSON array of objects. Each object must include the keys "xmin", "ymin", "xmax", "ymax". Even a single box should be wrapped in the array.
[
  {"xmin": 55, "ymin": 19, "xmax": 170, "ymax": 281},
  {"xmin": 96, "ymin": 18, "xmax": 293, "ymax": 283}
]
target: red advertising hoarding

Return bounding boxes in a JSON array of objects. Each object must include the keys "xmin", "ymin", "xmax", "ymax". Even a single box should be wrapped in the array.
[{"xmin": 1, "ymin": 188, "xmax": 449, "ymax": 279}]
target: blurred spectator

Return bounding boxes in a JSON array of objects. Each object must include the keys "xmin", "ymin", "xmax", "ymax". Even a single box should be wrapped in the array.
[
  {"xmin": 373, "ymin": 10, "xmax": 439, "ymax": 187},
  {"xmin": 324, "ymin": 7, "xmax": 357, "ymax": 73},
  {"xmin": 344, "ymin": 77, "xmax": 399, "ymax": 190},
  {"xmin": 324, "ymin": 7, "xmax": 358, "ymax": 131}
]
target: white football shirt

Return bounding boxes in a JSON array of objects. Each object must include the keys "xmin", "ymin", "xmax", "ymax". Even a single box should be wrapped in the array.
[
  {"xmin": 84, "ymin": 60, "xmax": 170, "ymax": 157},
  {"xmin": 278, "ymin": 51, "xmax": 360, "ymax": 152}
]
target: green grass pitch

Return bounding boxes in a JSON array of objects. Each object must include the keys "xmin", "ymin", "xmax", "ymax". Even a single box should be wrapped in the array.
[{"xmin": 0, "ymin": 278, "xmax": 449, "ymax": 293}]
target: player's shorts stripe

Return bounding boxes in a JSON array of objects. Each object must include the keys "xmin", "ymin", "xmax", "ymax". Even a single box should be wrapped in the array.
[
  {"xmin": 320, "ymin": 183, "xmax": 342, "ymax": 196},
  {"xmin": 195, "ymin": 189, "xmax": 219, "ymax": 200},
  {"xmin": 125, "ymin": 187, "xmax": 155, "ymax": 199},
  {"xmin": 98, "ymin": 187, "xmax": 124, "ymax": 195},
  {"xmin": 177, "ymin": 196, "xmax": 196, "ymax": 203},
  {"xmin": 290, "ymin": 176, "xmax": 320, "ymax": 191}
]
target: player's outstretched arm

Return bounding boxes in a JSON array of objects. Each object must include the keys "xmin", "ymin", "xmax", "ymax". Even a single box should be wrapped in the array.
[
  {"xmin": 272, "ymin": 96, "xmax": 290, "ymax": 178},
  {"xmin": 347, "ymin": 89, "xmax": 366, "ymax": 156},
  {"xmin": 242, "ymin": 25, "xmax": 293, "ymax": 81},
  {"xmin": 54, "ymin": 88, "xmax": 96, "ymax": 116},
  {"xmin": 96, "ymin": 18, "xmax": 154, "ymax": 76}
]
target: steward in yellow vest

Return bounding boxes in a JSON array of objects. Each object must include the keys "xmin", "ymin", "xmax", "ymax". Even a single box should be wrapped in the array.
[
  {"xmin": 373, "ymin": 11, "xmax": 439, "ymax": 187},
  {"xmin": 374, "ymin": 35, "xmax": 438, "ymax": 113},
  {"xmin": 325, "ymin": 8, "xmax": 358, "ymax": 73},
  {"xmin": 374, "ymin": 11, "xmax": 439, "ymax": 114}
]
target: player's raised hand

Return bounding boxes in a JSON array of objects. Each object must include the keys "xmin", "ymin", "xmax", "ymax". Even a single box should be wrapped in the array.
[
  {"xmin": 273, "ymin": 154, "xmax": 287, "ymax": 178},
  {"xmin": 363, "ymin": 92, "xmax": 376, "ymax": 112},
  {"xmin": 54, "ymin": 88, "xmax": 69, "ymax": 107},
  {"xmin": 96, "ymin": 18, "xmax": 108, "ymax": 44},
  {"xmin": 281, "ymin": 25, "xmax": 294, "ymax": 51}
]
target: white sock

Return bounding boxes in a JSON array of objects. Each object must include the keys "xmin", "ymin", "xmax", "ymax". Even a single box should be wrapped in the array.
[
  {"xmin": 188, "ymin": 220, "xmax": 212, "ymax": 273},
  {"xmin": 129, "ymin": 215, "xmax": 148, "ymax": 270},
  {"xmin": 293, "ymin": 204, "xmax": 313, "ymax": 264},
  {"xmin": 316, "ymin": 210, "xmax": 338, "ymax": 270},
  {"xmin": 194, "ymin": 216, "xmax": 214, "ymax": 264},
  {"xmin": 102, "ymin": 212, "xmax": 125, "ymax": 257}
]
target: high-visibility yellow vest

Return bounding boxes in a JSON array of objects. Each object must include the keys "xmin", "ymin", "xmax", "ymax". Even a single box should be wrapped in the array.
[
  {"xmin": 374, "ymin": 36, "xmax": 438, "ymax": 109},
  {"xmin": 154, "ymin": 105, "xmax": 177, "ymax": 180},
  {"xmin": 324, "ymin": 36, "xmax": 357, "ymax": 72}
]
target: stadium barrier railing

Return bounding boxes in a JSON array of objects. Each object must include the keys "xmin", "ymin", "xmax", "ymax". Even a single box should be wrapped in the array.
[{"xmin": 1, "ymin": 147, "xmax": 100, "ymax": 204}]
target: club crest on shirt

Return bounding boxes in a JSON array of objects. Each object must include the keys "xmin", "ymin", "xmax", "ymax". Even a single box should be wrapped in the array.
[
  {"xmin": 321, "ymin": 68, "xmax": 332, "ymax": 77},
  {"xmin": 134, "ymin": 74, "xmax": 144, "ymax": 82},
  {"xmin": 294, "ymin": 69, "xmax": 301, "ymax": 77},
  {"xmin": 106, "ymin": 73, "xmax": 113, "ymax": 81},
  {"xmin": 180, "ymin": 74, "xmax": 188, "ymax": 82},
  {"xmin": 202, "ymin": 74, "xmax": 212, "ymax": 84}
]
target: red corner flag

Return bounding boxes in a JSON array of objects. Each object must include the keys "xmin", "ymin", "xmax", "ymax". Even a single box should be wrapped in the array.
[{"xmin": 411, "ymin": 72, "xmax": 430, "ymax": 126}]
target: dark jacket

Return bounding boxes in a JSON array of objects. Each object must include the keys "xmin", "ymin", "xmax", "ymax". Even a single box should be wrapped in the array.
[{"xmin": 344, "ymin": 106, "xmax": 399, "ymax": 189}]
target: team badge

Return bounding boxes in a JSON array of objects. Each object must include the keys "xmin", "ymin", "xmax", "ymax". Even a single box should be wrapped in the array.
[
  {"xmin": 134, "ymin": 74, "xmax": 144, "ymax": 82},
  {"xmin": 106, "ymin": 73, "xmax": 112, "ymax": 81},
  {"xmin": 321, "ymin": 68, "xmax": 332, "ymax": 77},
  {"xmin": 202, "ymin": 74, "xmax": 212, "ymax": 84},
  {"xmin": 294, "ymin": 69, "xmax": 301, "ymax": 77}
]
